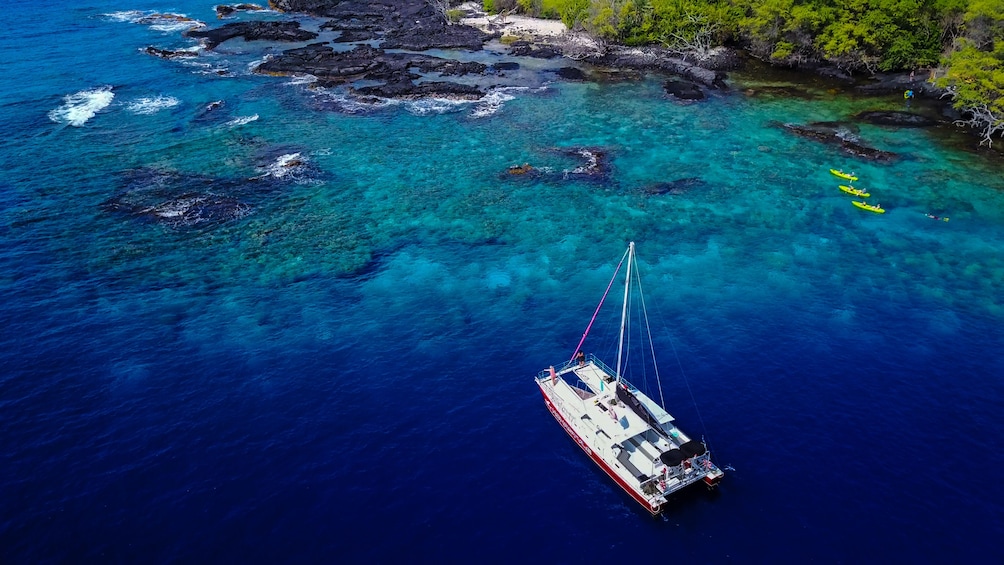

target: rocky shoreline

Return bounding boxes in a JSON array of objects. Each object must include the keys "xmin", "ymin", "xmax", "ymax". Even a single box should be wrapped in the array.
[
  {"xmin": 169, "ymin": 1, "xmax": 955, "ymax": 154},
  {"xmin": 186, "ymin": 1, "xmax": 736, "ymax": 91}
]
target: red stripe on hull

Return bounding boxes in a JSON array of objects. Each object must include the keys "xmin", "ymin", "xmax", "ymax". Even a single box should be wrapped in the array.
[{"xmin": 538, "ymin": 384, "xmax": 661, "ymax": 515}]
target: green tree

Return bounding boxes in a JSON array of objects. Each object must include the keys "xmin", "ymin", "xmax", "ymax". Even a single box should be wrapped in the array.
[{"xmin": 938, "ymin": 2, "xmax": 1004, "ymax": 145}]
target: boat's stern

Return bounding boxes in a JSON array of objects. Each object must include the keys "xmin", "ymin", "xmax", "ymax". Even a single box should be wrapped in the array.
[{"xmin": 703, "ymin": 465, "xmax": 725, "ymax": 487}]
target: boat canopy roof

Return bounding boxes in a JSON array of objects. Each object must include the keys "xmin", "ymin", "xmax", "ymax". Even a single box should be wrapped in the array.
[{"xmin": 633, "ymin": 388, "xmax": 675, "ymax": 424}]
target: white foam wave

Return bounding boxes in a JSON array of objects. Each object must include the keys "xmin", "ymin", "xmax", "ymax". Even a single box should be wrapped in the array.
[
  {"xmin": 150, "ymin": 21, "xmax": 203, "ymax": 33},
  {"xmin": 248, "ymin": 55, "xmax": 272, "ymax": 73},
  {"xmin": 226, "ymin": 114, "xmax": 259, "ymax": 127},
  {"xmin": 313, "ymin": 89, "xmax": 398, "ymax": 114},
  {"xmin": 180, "ymin": 58, "xmax": 231, "ymax": 76},
  {"xmin": 104, "ymin": 11, "xmax": 205, "ymax": 32},
  {"xmin": 148, "ymin": 197, "xmax": 198, "ymax": 219},
  {"xmin": 471, "ymin": 86, "xmax": 546, "ymax": 118},
  {"xmin": 287, "ymin": 74, "xmax": 318, "ymax": 86},
  {"xmin": 127, "ymin": 95, "xmax": 180, "ymax": 115},
  {"xmin": 253, "ymin": 152, "xmax": 308, "ymax": 181},
  {"xmin": 470, "ymin": 89, "xmax": 519, "ymax": 118},
  {"xmin": 406, "ymin": 97, "xmax": 470, "ymax": 116},
  {"xmin": 188, "ymin": 64, "xmax": 232, "ymax": 76},
  {"xmin": 105, "ymin": 10, "xmax": 144, "ymax": 23},
  {"xmin": 48, "ymin": 86, "xmax": 114, "ymax": 127}
]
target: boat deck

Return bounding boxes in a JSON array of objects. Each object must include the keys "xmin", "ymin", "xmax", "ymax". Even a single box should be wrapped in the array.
[{"xmin": 545, "ymin": 363, "xmax": 695, "ymax": 480}]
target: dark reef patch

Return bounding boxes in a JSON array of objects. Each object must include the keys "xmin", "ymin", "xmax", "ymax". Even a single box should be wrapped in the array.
[
  {"xmin": 554, "ymin": 67, "xmax": 587, "ymax": 81},
  {"xmin": 257, "ymin": 43, "xmax": 486, "ymax": 100},
  {"xmin": 664, "ymin": 79, "xmax": 704, "ymax": 100},
  {"xmin": 775, "ymin": 121, "xmax": 898, "ymax": 162},
  {"xmin": 855, "ymin": 111, "xmax": 940, "ymax": 128},
  {"xmin": 642, "ymin": 177, "xmax": 708, "ymax": 195},
  {"xmin": 185, "ymin": 21, "xmax": 319, "ymax": 49}
]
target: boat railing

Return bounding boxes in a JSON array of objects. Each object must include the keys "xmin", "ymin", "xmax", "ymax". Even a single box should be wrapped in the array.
[
  {"xmin": 587, "ymin": 354, "xmax": 618, "ymax": 381},
  {"xmin": 691, "ymin": 452, "xmax": 716, "ymax": 473},
  {"xmin": 536, "ymin": 359, "xmax": 576, "ymax": 382},
  {"xmin": 537, "ymin": 355, "xmax": 625, "ymax": 384}
]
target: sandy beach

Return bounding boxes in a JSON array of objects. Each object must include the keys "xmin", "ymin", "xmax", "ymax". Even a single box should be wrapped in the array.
[{"xmin": 458, "ymin": 2, "xmax": 567, "ymax": 37}]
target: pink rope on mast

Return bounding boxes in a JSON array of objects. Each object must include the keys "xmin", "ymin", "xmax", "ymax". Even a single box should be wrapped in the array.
[{"xmin": 571, "ymin": 250, "xmax": 628, "ymax": 361}]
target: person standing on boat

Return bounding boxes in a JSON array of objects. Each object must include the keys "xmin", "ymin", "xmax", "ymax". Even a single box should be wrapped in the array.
[{"xmin": 576, "ymin": 350, "xmax": 586, "ymax": 367}]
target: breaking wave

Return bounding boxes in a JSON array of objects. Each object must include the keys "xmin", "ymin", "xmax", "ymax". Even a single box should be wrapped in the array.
[
  {"xmin": 470, "ymin": 86, "xmax": 545, "ymax": 118},
  {"xmin": 252, "ymin": 152, "xmax": 310, "ymax": 181},
  {"xmin": 127, "ymin": 95, "xmax": 180, "ymax": 115},
  {"xmin": 286, "ymin": 74, "xmax": 318, "ymax": 86},
  {"xmin": 225, "ymin": 114, "xmax": 259, "ymax": 127},
  {"xmin": 406, "ymin": 98, "xmax": 470, "ymax": 116},
  {"xmin": 104, "ymin": 11, "xmax": 205, "ymax": 33},
  {"xmin": 312, "ymin": 89, "xmax": 398, "ymax": 114},
  {"xmin": 48, "ymin": 86, "xmax": 114, "ymax": 127}
]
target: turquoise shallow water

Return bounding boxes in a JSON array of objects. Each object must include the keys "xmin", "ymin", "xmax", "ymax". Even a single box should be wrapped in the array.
[{"xmin": 1, "ymin": 1, "xmax": 1003, "ymax": 561}]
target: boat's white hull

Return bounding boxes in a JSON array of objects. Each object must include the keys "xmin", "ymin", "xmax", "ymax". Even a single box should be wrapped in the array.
[
  {"xmin": 537, "ymin": 363, "xmax": 723, "ymax": 515},
  {"xmin": 539, "ymin": 385, "xmax": 662, "ymax": 514}
]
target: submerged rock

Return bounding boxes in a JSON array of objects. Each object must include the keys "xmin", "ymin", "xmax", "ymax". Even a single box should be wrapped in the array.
[
  {"xmin": 508, "ymin": 41, "xmax": 561, "ymax": 59},
  {"xmin": 216, "ymin": 4, "xmax": 265, "ymax": 18},
  {"xmin": 192, "ymin": 100, "xmax": 229, "ymax": 125},
  {"xmin": 556, "ymin": 147, "xmax": 611, "ymax": 181},
  {"xmin": 101, "ymin": 158, "xmax": 311, "ymax": 228},
  {"xmin": 500, "ymin": 162, "xmax": 546, "ymax": 181},
  {"xmin": 643, "ymin": 177, "xmax": 707, "ymax": 195},
  {"xmin": 353, "ymin": 80, "xmax": 484, "ymax": 100},
  {"xmin": 500, "ymin": 147, "xmax": 612, "ymax": 183},
  {"xmin": 776, "ymin": 121, "xmax": 897, "ymax": 162},
  {"xmin": 491, "ymin": 62, "xmax": 520, "ymax": 72},
  {"xmin": 144, "ymin": 46, "xmax": 197, "ymax": 59},
  {"xmin": 144, "ymin": 194, "xmax": 252, "ymax": 226},
  {"xmin": 743, "ymin": 85, "xmax": 818, "ymax": 100},
  {"xmin": 664, "ymin": 79, "xmax": 704, "ymax": 100},
  {"xmin": 104, "ymin": 190, "xmax": 251, "ymax": 227},
  {"xmin": 137, "ymin": 13, "xmax": 204, "ymax": 27},
  {"xmin": 185, "ymin": 21, "xmax": 319, "ymax": 49},
  {"xmin": 505, "ymin": 163, "xmax": 537, "ymax": 176},
  {"xmin": 102, "ymin": 169, "xmax": 252, "ymax": 227},
  {"xmin": 855, "ymin": 111, "xmax": 939, "ymax": 127},
  {"xmin": 555, "ymin": 67, "xmax": 586, "ymax": 81}
]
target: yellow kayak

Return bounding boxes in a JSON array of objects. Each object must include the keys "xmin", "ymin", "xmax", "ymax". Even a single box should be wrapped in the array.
[
  {"xmin": 839, "ymin": 185, "xmax": 869, "ymax": 197},
  {"xmin": 830, "ymin": 169, "xmax": 858, "ymax": 181},
  {"xmin": 852, "ymin": 200, "xmax": 885, "ymax": 214}
]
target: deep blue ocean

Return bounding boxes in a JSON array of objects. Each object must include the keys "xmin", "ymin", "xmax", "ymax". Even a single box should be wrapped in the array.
[{"xmin": 2, "ymin": 1, "xmax": 1003, "ymax": 562}]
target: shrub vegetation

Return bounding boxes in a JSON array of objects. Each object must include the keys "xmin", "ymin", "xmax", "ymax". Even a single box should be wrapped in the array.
[{"xmin": 479, "ymin": 0, "xmax": 1004, "ymax": 144}]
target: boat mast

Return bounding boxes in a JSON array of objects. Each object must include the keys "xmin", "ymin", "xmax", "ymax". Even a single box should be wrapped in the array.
[{"xmin": 615, "ymin": 242, "xmax": 634, "ymax": 383}]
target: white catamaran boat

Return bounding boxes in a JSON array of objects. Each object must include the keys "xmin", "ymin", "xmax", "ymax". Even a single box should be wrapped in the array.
[{"xmin": 535, "ymin": 242, "xmax": 724, "ymax": 515}]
